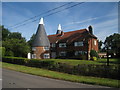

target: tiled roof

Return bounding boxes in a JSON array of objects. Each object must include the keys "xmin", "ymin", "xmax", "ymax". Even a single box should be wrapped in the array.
[
  {"xmin": 32, "ymin": 24, "xmax": 50, "ymax": 47},
  {"xmin": 48, "ymin": 29, "xmax": 97, "ymax": 44}
]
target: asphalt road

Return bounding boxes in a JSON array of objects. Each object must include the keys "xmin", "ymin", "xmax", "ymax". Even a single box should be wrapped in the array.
[{"xmin": 2, "ymin": 68, "xmax": 110, "ymax": 88}]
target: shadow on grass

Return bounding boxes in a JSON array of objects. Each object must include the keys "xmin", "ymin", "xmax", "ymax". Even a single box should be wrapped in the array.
[{"xmin": 97, "ymin": 58, "xmax": 120, "ymax": 64}]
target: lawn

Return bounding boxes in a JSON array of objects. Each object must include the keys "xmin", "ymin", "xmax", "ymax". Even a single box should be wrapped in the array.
[
  {"xmin": 45, "ymin": 58, "xmax": 119, "ymax": 66},
  {"xmin": 1, "ymin": 62, "xmax": 119, "ymax": 88}
]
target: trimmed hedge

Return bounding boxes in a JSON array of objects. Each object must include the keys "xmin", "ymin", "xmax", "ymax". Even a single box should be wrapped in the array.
[
  {"xmin": 2, "ymin": 57, "xmax": 54, "ymax": 68},
  {"xmin": 2, "ymin": 57, "xmax": 119, "ymax": 80}
]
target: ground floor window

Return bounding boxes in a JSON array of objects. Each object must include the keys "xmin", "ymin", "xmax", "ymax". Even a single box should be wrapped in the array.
[
  {"xmin": 75, "ymin": 51, "xmax": 87, "ymax": 56},
  {"xmin": 59, "ymin": 51, "xmax": 66, "ymax": 56},
  {"xmin": 43, "ymin": 53, "xmax": 50, "ymax": 59},
  {"xmin": 32, "ymin": 54, "xmax": 36, "ymax": 59}
]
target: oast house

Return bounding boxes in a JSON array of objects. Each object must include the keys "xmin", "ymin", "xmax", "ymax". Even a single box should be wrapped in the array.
[{"xmin": 31, "ymin": 18, "xmax": 98, "ymax": 60}]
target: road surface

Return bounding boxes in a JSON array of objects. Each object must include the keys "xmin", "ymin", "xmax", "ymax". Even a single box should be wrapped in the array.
[{"xmin": 2, "ymin": 68, "xmax": 110, "ymax": 88}]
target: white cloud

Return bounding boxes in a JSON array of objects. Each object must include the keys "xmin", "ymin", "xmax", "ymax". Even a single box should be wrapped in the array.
[{"xmin": 63, "ymin": 12, "xmax": 117, "ymax": 27}]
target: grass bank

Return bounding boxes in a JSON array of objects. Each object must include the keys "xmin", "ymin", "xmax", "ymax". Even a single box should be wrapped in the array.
[{"xmin": 2, "ymin": 62, "xmax": 119, "ymax": 88}]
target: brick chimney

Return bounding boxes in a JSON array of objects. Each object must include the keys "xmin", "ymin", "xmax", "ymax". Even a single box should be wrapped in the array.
[{"xmin": 88, "ymin": 25, "xmax": 93, "ymax": 35}]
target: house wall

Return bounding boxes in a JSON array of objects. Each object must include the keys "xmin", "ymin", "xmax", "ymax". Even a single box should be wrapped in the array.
[
  {"xmin": 88, "ymin": 38, "xmax": 99, "ymax": 52},
  {"xmin": 50, "ymin": 41, "xmax": 88, "ymax": 59},
  {"xmin": 87, "ymin": 38, "xmax": 99, "ymax": 59},
  {"xmin": 32, "ymin": 47, "xmax": 50, "ymax": 59},
  {"xmin": 50, "ymin": 38, "xmax": 98, "ymax": 60}
]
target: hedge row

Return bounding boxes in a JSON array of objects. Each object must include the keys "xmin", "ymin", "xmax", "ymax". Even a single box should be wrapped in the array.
[
  {"xmin": 2, "ymin": 57, "xmax": 54, "ymax": 68},
  {"xmin": 2, "ymin": 57, "xmax": 119, "ymax": 80}
]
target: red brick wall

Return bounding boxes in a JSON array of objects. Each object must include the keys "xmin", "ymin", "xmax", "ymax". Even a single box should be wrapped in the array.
[
  {"xmin": 88, "ymin": 38, "xmax": 98, "ymax": 52},
  {"xmin": 32, "ymin": 47, "xmax": 50, "ymax": 59}
]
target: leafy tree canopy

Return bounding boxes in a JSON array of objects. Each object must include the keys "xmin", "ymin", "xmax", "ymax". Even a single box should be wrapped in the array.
[
  {"xmin": 27, "ymin": 34, "xmax": 35, "ymax": 47},
  {"xmin": 1, "ymin": 25, "xmax": 10, "ymax": 41},
  {"xmin": 104, "ymin": 33, "xmax": 120, "ymax": 57},
  {"xmin": 1, "ymin": 25, "xmax": 30, "ymax": 57},
  {"xmin": 98, "ymin": 40, "xmax": 103, "ymax": 52}
]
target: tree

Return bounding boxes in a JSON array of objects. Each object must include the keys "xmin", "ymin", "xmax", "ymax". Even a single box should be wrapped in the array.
[
  {"xmin": 3, "ymin": 38, "xmax": 30, "ymax": 57},
  {"xmin": 104, "ymin": 33, "xmax": 120, "ymax": 58},
  {"xmin": 27, "ymin": 34, "xmax": 35, "ymax": 46},
  {"xmin": 2, "ymin": 25, "xmax": 30, "ymax": 57},
  {"xmin": 98, "ymin": 40, "xmax": 103, "ymax": 52},
  {"xmin": 1, "ymin": 25, "xmax": 10, "ymax": 41},
  {"xmin": 90, "ymin": 50, "xmax": 99, "ymax": 58},
  {"xmin": 0, "ymin": 47, "xmax": 5, "ymax": 57},
  {"xmin": 8, "ymin": 32, "xmax": 25, "ymax": 40},
  {"xmin": 27, "ymin": 34, "xmax": 35, "ymax": 52}
]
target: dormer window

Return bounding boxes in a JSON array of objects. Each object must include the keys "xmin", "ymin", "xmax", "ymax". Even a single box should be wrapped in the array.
[
  {"xmin": 74, "ymin": 42, "xmax": 83, "ymax": 46},
  {"xmin": 44, "ymin": 46, "xmax": 49, "ymax": 50},
  {"xmin": 59, "ymin": 43, "xmax": 66, "ymax": 47}
]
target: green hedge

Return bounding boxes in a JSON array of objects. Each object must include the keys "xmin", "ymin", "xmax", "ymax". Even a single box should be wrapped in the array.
[
  {"xmin": 2, "ymin": 57, "xmax": 119, "ymax": 80},
  {"xmin": 2, "ymin": 57, "xmax": 54, "ymax": 68}
]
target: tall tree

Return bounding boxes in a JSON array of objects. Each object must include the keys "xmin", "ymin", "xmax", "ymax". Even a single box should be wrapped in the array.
[
  {"xmin": 2, "ymin": 25, "xmax": 30, "ymax": 57},
  {"xmin": 8, "ymin": 32, "xmax": 25, "ymax": 40},
  {"xmin": 27, "ymin": 34, "xmax": 35, "ymax": 46},
  {"xmin": 3, "ymin": 39, "xmax": 30, "ymax": 57},
  {"xmin": 98, "ymin": 40, "xmax": 103, "ymax": 52},
  {"xmin": 104, "ymin": 33, "xmax": 120, "ymax": 57},
  {"xmin": 1, "ymin": 25, "xmax": 10, "ymax": 41}
]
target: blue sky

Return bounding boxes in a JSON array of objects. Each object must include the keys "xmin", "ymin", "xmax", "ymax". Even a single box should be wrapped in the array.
[{"xmin": 2, "ymin": 2, "xmax": 118, "ymax": 42}]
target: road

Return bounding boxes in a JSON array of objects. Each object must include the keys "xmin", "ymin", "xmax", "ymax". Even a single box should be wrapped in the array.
[{"xmin": 2, "ymin": 68, "xmax": 110, "ymax": 88}]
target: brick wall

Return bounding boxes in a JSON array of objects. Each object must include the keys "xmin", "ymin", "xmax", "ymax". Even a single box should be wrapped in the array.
[{"xmin": 32, "ymin": 47, "xmax": 50, "ymax": 59}]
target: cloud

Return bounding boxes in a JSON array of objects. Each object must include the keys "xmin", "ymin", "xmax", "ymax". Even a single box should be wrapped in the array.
[{"xmin": 63, "ymin": 12, "xmax": 117, "ymax": 27}]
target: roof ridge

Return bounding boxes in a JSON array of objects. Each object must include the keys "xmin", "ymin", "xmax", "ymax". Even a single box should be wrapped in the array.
[{"xmin": 48, "ymin": 28, "xmax": 87, "ymax": 36}]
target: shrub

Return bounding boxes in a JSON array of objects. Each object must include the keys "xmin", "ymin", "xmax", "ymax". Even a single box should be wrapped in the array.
[
  {"xmin": 5, "ymin": 51, "xmax": 14, "ymax": 57},
  {"xmin": 25, "ymin": 59, "xmax": 54, "ymax": 68},
  {"xmin": 0, "ymin": 47, "xmax": 5, "ymax": 57},
  {"xmin": 90, "ymin": 50, "xmax": 99, "ymax": 60},
  {"xmin": 2, "ymin": 57, "xmax": 25, "ymax": 65},
  {"xmin": 92, "ymin": 57, "xmax": 97, "ymax": 61}
]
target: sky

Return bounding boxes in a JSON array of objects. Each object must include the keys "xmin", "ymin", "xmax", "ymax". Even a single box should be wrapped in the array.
[{"xmin": 1, "ymin": 1, "xmax": 118, "ymax": 42}]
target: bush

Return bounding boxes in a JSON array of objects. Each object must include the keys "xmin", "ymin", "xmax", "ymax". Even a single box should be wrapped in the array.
[
  {"xmin": 91, "ymin": 57, "xmax": 97, "ymax": 61},
  {"xmin": 5, "ymin": 51, "xmax": 14, "ymax": 57},
  {"xmin": 2, "ymin": 57, "xmax": 25, "ymax": 65},
  {"xmin": 2, "ymin": 57, "xmax": 55, "ymax": 69},
  {"xmin": 25, "ymin": 59, "xmax": 54, "ymax": 68},
  {"xmin": 0, "ymin": 47, "xmax": 6, "ymax": 57},
  {"xmin": 90, "ymin": 50, "xmax": 99, "ymax": 60}
]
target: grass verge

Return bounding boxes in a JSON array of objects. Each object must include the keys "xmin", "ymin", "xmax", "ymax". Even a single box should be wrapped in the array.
[{"xmin": 2, "ymin": 62, "xmax": 119, "ymax": 88}]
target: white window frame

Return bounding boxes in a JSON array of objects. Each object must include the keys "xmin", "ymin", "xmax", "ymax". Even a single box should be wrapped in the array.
[
  {"xmin": 44, "ymin": 46, "xmax": 49, "ymax": 50},
  {"xmin": 74, "ymin": 42, "xmax": 83, "ymax": 46},
  {"xmin": 59, "ymin": 51, "xmax": 66, "ymax": 56},
  {"xmin": 51, "ymin": 43, "xmax": 56, "ymax": 47},
  {"xmin": 32, "ymin": 54, "xmax": 36, "ymax": 59},
  {"xmin": 75, "ymin": 51, "xmax": 83, "ymax": 56},
  {"xmin": 43, "ymin": 53, "xmax": 50, "ymax": 59},
  {"xmin": 59, "ymin": 43, "xmax": 66, "ymax": 47}
]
